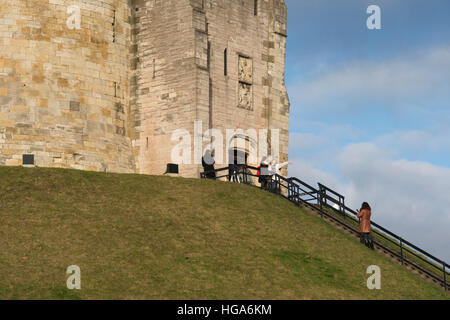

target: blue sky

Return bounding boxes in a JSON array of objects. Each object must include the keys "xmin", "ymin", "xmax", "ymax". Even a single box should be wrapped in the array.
[{"xmin": 284, "ymin": 0, "xmax": 450, "ymax": 261}]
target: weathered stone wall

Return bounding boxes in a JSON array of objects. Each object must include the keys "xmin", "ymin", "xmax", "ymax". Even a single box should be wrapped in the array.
[
  {"xmin": 0, "ymin": 0, "xmax": 135, "ymax": 172},
  {"xmin": 203, "ymin": 0, "xmax": 290, "ymax": 172},
  {"xmin": 132, "ymin": 0, "xmax": 201, "ymax": 177},
  {"xmin": 0, "ymin": 0, "xmax": 289, "ymax": 177},
  {"xmin": 135, "ymin": 0, "xmax": 290, "ymax": 177}
]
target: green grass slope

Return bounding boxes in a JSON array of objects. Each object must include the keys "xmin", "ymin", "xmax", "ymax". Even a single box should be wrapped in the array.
[{"xmin": 0, "ymin": 167, "xmax": 447, "ymax": 300}]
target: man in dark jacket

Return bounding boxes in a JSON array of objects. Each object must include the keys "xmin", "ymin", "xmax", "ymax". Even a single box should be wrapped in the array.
[{"xmin": 202, "ymin": 149, "xmax": 216, "ymax": 179}]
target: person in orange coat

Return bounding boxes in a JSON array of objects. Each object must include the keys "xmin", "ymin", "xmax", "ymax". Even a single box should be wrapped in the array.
[{"xmin": 357, "ymin": 202, "xmax": 374, "ymax": 249}]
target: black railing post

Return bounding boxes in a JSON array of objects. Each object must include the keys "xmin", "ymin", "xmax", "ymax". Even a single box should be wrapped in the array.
[
  {"xmin": 287, "ymin": 179, "xmax": 291, "ymax": 200},
  {"xmin": 244, "ymin": 165, "xmax": 249, "ymax": 185},
  {"xmin": 275, "ymin": 176, "xmax": 278, "ymax": 194},
  {"xmin": 277, "ymin": 176, "xmax": 281, "ymax": 195},
  {"xmin": 400, "ymin": 238, "xmax": 404, "ymax": 265},
  {"xmin": 444, "ymin": 264, "xmax": 447, "ymax": 291},
  {"xmin": 319, "ymin": 190, "xmax": 323, "ymax": 218}
]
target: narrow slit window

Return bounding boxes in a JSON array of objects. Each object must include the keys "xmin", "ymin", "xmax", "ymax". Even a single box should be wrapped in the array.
[
  {"xmin": 254, "ymin": 0, "xmax": 258, "ymax": 16},
  {"xmin": 224, "ymin": 48, "xmax": 227, "ymax": 76},
  {"xmin": 152, "ymin": 59, "xmax": 156, "ymax": 78},
  {"xmin": 207, "ymin": 41, "xmax": 211, "ymax": 71},
  {"xmin": 112, "ymin": 10, "xmax": 116, "ymax": 43}
]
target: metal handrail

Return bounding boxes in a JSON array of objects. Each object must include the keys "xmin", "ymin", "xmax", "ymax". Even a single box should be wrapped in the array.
[
  {"xmin": 200, "ymin": 165, "xmax": 449, "ymax": 290},
  {"xmin": 322, "ymin": 184, "xmax": 450, "ymax": 274},
  {"xmin": 318, "ymin": 183, "xmax": 344, "ymax": 199}
]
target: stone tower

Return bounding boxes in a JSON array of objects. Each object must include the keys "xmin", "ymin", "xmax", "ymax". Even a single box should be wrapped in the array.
[
  {"xmin": 1, "ymin": 0, "xmax": 135, "ymax": 173},
  {"xmin": 0, "ymin": 0, "xmax": 290, "ymax": 178}
]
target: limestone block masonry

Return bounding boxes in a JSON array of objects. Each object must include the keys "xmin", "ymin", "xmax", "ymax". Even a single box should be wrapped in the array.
[{"xmin": 0, "ymin": 0, "xmax": 290, "ymax": 178}]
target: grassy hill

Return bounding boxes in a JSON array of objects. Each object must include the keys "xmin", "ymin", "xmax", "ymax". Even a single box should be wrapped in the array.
[{"xmin": 0, "ymin": 167, "xmax": 447, "ymax": 300}]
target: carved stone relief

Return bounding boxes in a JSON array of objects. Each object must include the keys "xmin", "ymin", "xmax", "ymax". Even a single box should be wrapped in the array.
[
  {"xmin": 238, "ymin": 82, "xmax": 252, "ymax": 110},
  {"xmin": 238, "ymin": 56, "xmax": 253, "ymax": 110},
  {"xmin": 238, "ymin": 56, "xmax": 253, "ymax": 84}
]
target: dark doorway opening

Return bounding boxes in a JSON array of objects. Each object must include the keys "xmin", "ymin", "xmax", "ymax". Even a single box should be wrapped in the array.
[
  {"xmin": 228, "ymin": 149, "xmax": 247, "ymax": 165},
  {"xmin": 228, "ymin": 149, "xmax": 251, "ymax": 184}
]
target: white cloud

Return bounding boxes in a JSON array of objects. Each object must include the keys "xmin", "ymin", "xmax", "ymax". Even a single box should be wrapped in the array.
[
  {"xmin": 286, "ymin": 44, "xmax": 450, "ymax": 262},
  {"xmin": 289, "ymin": 133, "xmax": 327, "ymax": 152},
  {"xmin": 374, "ymin": 129, "xmax": 450, "ymax": 158},
  {"xmin": 289, "ymin": 142, "xmax": 450, "ymax": 262},
  {"xmin": 289, "ymin": 124, "xmax": 367, "ymax": 166},
  {"xmin": 288, "ymin": 46, "xmax": 450, "ymax": 114},
  {"xmin": 289, "ymin": 158, "xmax": 340, "ymax": 188}
]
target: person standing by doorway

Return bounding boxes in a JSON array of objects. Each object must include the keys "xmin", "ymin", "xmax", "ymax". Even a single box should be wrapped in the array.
[
  {"xmin": 357, "ymin": 202, "xmax": 374, "ymax": 249},
  {"xmin": 268, "ymin": 159, "xmax": 292, "ymax": 192},
  {"xmin": 258, "ymin": 156, "xmax": 271, "ymax": 189},
  {"xmin": 202, "ymin": 149, "xmax": 216, "ymax": 179}
]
